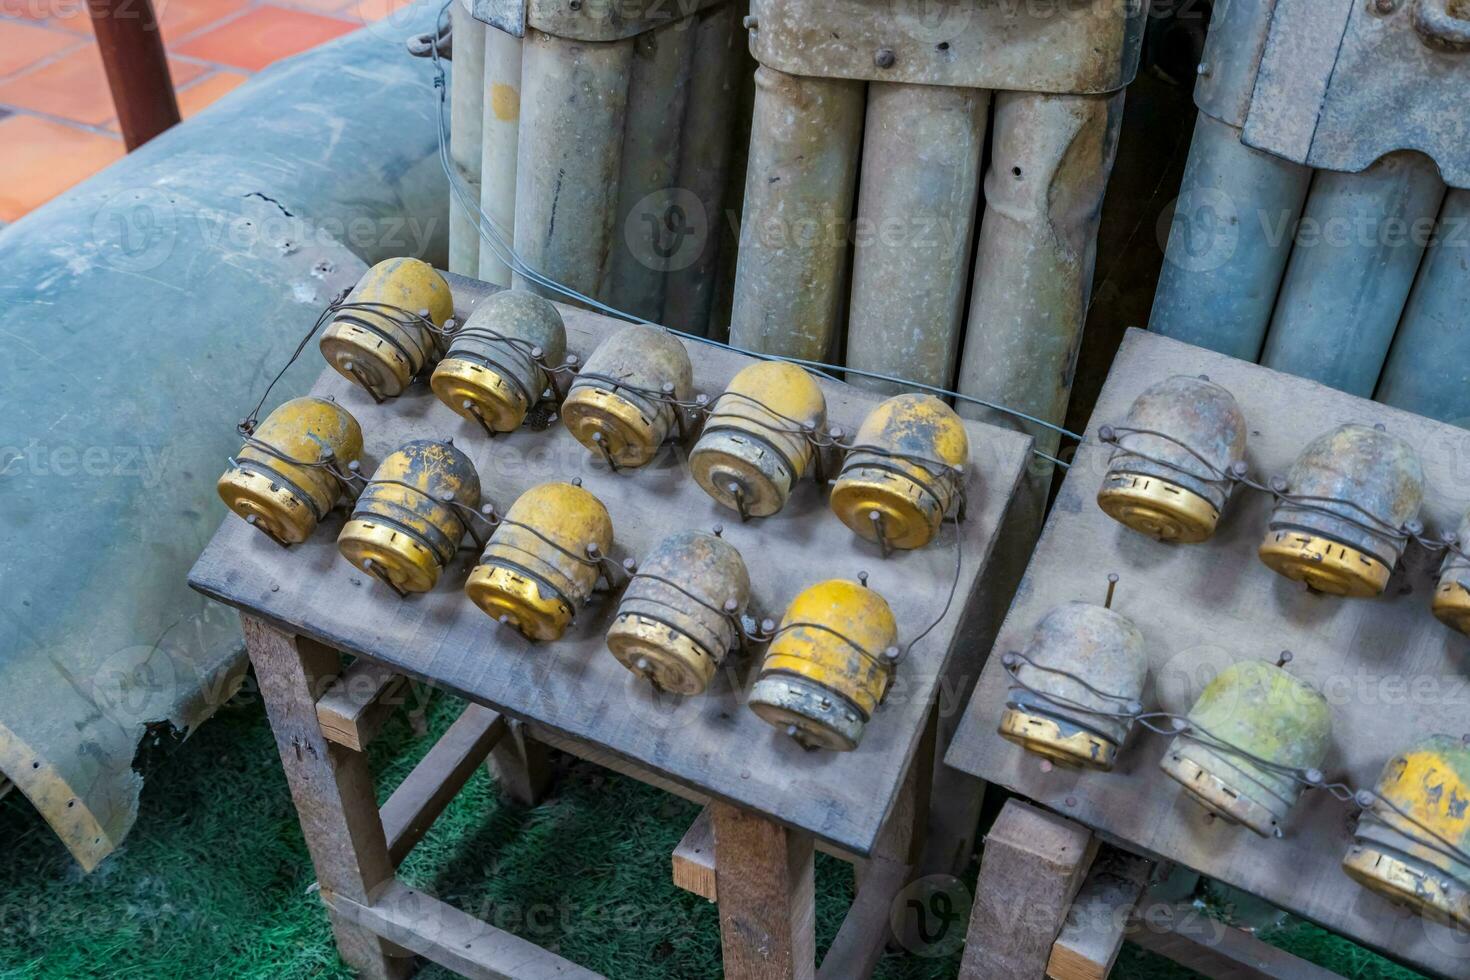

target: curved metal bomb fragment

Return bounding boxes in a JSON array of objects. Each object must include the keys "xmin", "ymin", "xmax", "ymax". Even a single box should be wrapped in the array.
[
  {"xmin": 749, "ymin": 579, "xmax": 898, "ymax": 752},
  {"xmin": 218, "ymin": 396, "xmax": 364, "ymax": 545},
  {"xmin": 465, "ymin": 481, "xmax": 613, "ymax": 642},
  {"xmin": 1160, "ymin": 660, "xmax": 1332, "ymax": 838},
  {"xmin": 320, "ymin": 257, "xmax": 454, "ymax": 399},
  {"xmin": 337, "ymin": 439, "xmax": 481, "ymax": 595},
  {"xmin": 999, "ymin": 602, "xmax": 1147, "ymax": 771},
  {"xmin": 1432, "ymin": 510, "xmax": 1470, "ymax": 635},
  {"xmin": 430, "ymin": 289, "xmax": 566, "ymax": 433},
  {"xmin": 830, "ymin": 394, "xmax": 969, "ymax": 551},
  {"xmin": 1097, "ymin": 376, "xmax": 1247, "ymax": 543},
  {"xmin": 606, "ymin": 531, "xmax": 751, "ymax": 695},
  {"xmin": 1258, "ymin": 424, "xmax": 1424, "ymax": 598},
  {"xmin": 562, "ymin": 324, "xmax": 693, "ymax": 469},
  {"xmin": 1343, "ymin": 735, "xmax": 1470, "ymax": 930},
  {"xmin": 690, "ymin": 361, "xmax": 826, "ymax": 518}
]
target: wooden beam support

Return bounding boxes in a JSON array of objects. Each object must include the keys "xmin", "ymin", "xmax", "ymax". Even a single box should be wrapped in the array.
[
  {"xmin": 380, "ymin": 704, "xmax": 507, "ymax": 866},
  {"xmin": 316, "ymin": 659, "xmax": 406, "ymax": 752},
  {"xmin": 1046, "ymin": 848, "xmax": 1155, "ymax": 980},
  {"xmin": 1127, "ymin": 904, "xmax": 1345, "ymax": 980},
  {"xmin": 816, "ymin": 855, "xmax": 908, "ymax": 980},
  {"xmin": 322, "ymin": 879, "xmax": 603, "ymax": 980},
  {"xmin": 959, "ymin": 800, "xmax": 1097, "ymax": 980},
  {"xmin": 487, "ymin": 718, "xmax": 554, "ymax": 806},
  {"xmin": 672, "ymin": 806, "xmax": 718, "ymax": 902},
  {"xmin": 712, "ymin": 801, "xmax": 816, "ymax": 980}
]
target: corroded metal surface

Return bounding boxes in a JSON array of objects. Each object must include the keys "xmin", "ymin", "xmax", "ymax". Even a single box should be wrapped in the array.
[
  {"xmin": 606, "ymin": 530, "xmax": 750, "ymax": 694},
  {"xmin": 956, "ymin": 89, "xmax": 1124, "ymax": 461},
  {"xmin": 449, "ymin": 3, "xmax": 486, "ymax": 276},
  {"xmin": 511, "ymin": 28, "xmax": 631, "ymax": 303},
  {"xmin": 727, "ymin": 67, "xmax": 864, "ymax": 360},
  {"xmin": 320, "ymin": 257, "xmax": 454, "ymax": 399},
  {"xmin": 431, "ymin": 289, "xmax": 566, "ymax": 431},
  {"xmin": 477, "ymin": 25, "xmax": 521, "ymax": 286},
  {"xmin": 1432, "ymin": 509, "xmax": 1470, "ymax": 634},
  {"xmin": 473, "ymin": 0, "xmax": 725, "ymax": 42},
  {"xmin": 1161, "ymin": 660, "xmax": 1333, "ymax": 838},
  {"xmin": 562, "ymin": 323, "xmax": 694, "ymax": 467},
  {"xmin": 845, "ymin": 81, "xmax": 986, "ymax": 394},
  {"xmin": 1262, "ymin": 152, "xmax": 1447, "ymax": 398},
  {"xmin": 745, "ymin": 0, "xmax": 1144, "ymax": 94},
  {"xmin": 1002, "ymin": 602, "xmax": 1147, "ymax": 770}
]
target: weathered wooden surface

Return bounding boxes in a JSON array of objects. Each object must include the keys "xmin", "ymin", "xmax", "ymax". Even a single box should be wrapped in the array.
[
  {"xmin": 959, "ymin": 799, "xmax": 1097, "ymax": 979},
  {"xmin": 1046, "ymin": 848, "xmax": 1155, "ymax": 980},
  {"xmin": 673, "ymin": 807, "xmax": 719, "ymax": 901},
  {"xmin": 946, "ymin": 328, "xmax": 1470, "ymax": 978},
  {"xmin": 1128, "ymin": 904, "xmax": 1345, "ymax": 980},
  {"xmin": 316, "ymin": 658, "xmax": 405, "ymax": 751},
  {"xmin": 190, "ymin": 276, "xmax": 1030, "ymax": 857},
  {"xmin": 713, "ymin": 802, "xmax": 817, "ymax": 980}
]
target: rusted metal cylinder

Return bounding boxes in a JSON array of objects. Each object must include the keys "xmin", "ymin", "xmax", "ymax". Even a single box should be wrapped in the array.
[
  {"xmin": 1258, "ymin": 424, "xmax": 1424, "ymax": 598},
  {"xmin": 660, "ymin": 2, "xmax": 742, "ymax": 337},
  {"xmin": 999, "ymin": 602, "xmax": 1147, "ymax": 772},
  {"xmin": 465, "ymin": 481, "xmax": 614, "ymax": 641},
  {"xmin": 337, "ymin": 439, "xmax": 481, "ymax": 595},
  {"xmin": 606, "ymin": 530, "xmax": 750, "ymax": 694},
  {"xmin": 727, "ymin": 66, "xmax": 864, "ymax": 359},
  {"xmin": 217, "ymin": 396, "xmax": 363, "ymax": 545},
  {"xmin": 830, "ymin": 394, "xmax": 969, "ymax": 552},
  {"xmin": 562, "ymin": 323, "xmax": 693, "ymax": 468},
  {"xmin": 449, "ymin": 1, "xmax": 485, "ymax": 276},
  {"xmin": 749, "ymin": 578, "xmax": 898, "ymax": 752},
  {"xmin": 319, "ymin": 257, "xmax": 454, "ymax": 399},
  {"xmin": 1150, "ymin": 114, "xmax": 1312, "ymax": 363},
  {"xmin": 956, "ymin": 90, "xmax": 1124, "ymax": 463},
  {"xmin": 1160, "ymin": 659, "xmax": 1333, "ymax": 838},
  {"xmin": 1343, "ymin": 734, "xmax": 1470, "ymax": 930},
  {"xmin": 478, "ymin": 25, "xmax": 522, "ymax": 287},
  {"xmin": 1432, "ymin": 510, "xmax": 1470, "ymax": 635},
  {"xmin": 1262, "ymin": 151, "xmax": 1448, "ymax": 397},
  {"xmin": 512, "ymin": 29, "xmax": 632, "ymax": 303},
  {"xmin": 689, "ymin": 361, "xmax": 826, "ymax": 518},
  {"xmin": 430, "ymin": 289, "xmax": 566, "ymax": 433},
  {"xmin": 1376, "ymin": 188, "xmax": 1470, "ymax": 425},
  {"xmin": 1097, "ymin": 376, "xmax": 1248, "ymax": 543},
  {"xmin": 846, "ymin": 81, "xmax": 988, "ymax": 394},
  {"xmin": 603, "ymin": 21, "xmax": 695, "ymax": 322}
]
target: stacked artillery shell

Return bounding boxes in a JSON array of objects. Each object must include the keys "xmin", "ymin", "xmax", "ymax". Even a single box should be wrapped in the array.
[
  {"xmin": 319, "ymin": 257, "xmax": 454, "ymax": 399},
  {"xmin": 430, "ymin": 289, "xmax": 566, "ymax": 433},
  {"xmin": 562, "ymin": 324, "xmax": 693, "ymax": 468},
  {"xmin": 606, "ymin": 530, "xmax": 750, "ymax": 694},
  {"xmin": 999, "ymin": 602, "xmax": 1148, "ymax": 771},
  {"xmin": 1433, "ymin": 510, "xmax": 1470, "ymax": 635},
  {"xmin": 689, "ymin": 361, "xmax": 826, "ymax": 518},
  {"xmin": 830, "ymin": 394, "xmax": 969, "ymax": 551},
  {"xmin": 1097, "ymin": 376, "xmax": 1248, "ymax": 543},
  {"xmin": 217, "ymin": 396, "xmax": 363, "ymax": 545},
  {"xmin": 748, "ymin": 579, "xmax": 898, "ymax": 752},
  {"xmin": 337, "ymin": 439, "xmax": 481, "ymax": 594},
  {"xmin": 1258, "ymin": 424, "xmax": 1424, "ymax": 598},
  {"xmin": 1160, "ymin": 660, "xmax": 1332, "ymax": 838},
  {"xmin": 465, "ymin": 481, "xmax": 613, "ymax": 641}
]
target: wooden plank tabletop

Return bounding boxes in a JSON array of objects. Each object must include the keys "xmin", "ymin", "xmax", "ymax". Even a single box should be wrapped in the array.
[
  {"xmin": 945, "ymin": 328, "xmax": 1470, "ymax": 979},
  {"xmin": 189, "ymin": 274, "xmax": 1032, "ymax": 857}
]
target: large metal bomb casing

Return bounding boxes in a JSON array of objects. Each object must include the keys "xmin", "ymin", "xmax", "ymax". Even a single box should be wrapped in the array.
[
  {"xmin": 690, "ymin": 361, "xmax": 826, "ymax": 517},
  {"xmin": 1433, "ymin": 510, "xmax": 1470, "ymax": 636},
  {"xmin": 749, "ymin": 579, "xmax": 897, "ymax": 752},
  {"xmin": 1161, "ymin": 660, "xmax": 1332, "ymax": 838},
  {"xmin": 830, "ymin": 394, "xmax": 969, "ymax": 551},
  {"xmin": 1259, "ymin": 424, "xmax": 1424, "ymax": 598},
  {"xmin": 465, "ymin": 481, "xmax": 613, "ymax": 642},
  {"xmin": 1343, "ymin": 734, "xmax": 1470, "ymax": 930},
  {"xmin": 430, "ymin": 289, "xmax": 566, "ymax": 432},
  {"xmin": 319, "ymin": 257, "xmax": 454, "ymax": 399},
  {"xmin": 999, "ymin": 601, "xmax": 1147, "ymax": 771},
  {"xmin": 337, "ymin": 439, "xmax": 481, "ymax": 594},
  {"xmin": 562, "ymin": 324, "xmax": 694, "ymax": 468},
  {"xmin": 1097, "ymin": 375, "xmax": 1247, "ymax": 543},
  {"xmin": 606, "ymin": 531, "xmax": 750, "ymax": 695},
  {"xmin": 217, "ymin": 396, "xmax": 363, "ymax": 545}
]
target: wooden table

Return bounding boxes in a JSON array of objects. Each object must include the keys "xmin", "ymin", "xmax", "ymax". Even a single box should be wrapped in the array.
[
  {"xmin": 946, "ymin": 328, "xmax": 1470, "ymax": 979},
  {"xmin": 189, "ymin": 275, "xmax": 1032, "ymax": 979}
]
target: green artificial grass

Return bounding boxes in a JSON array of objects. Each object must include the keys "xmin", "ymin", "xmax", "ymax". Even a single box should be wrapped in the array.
[{"xmin": 0, "ymin": 685, "xmax": 1431, "ymax": 979}]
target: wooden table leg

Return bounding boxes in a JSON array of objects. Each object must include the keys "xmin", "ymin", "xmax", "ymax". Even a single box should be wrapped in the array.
[
  {"xmin": 712, "ymin": 801, "xmax": 816, "ymax": 980},
  {"xmin": 85, "ymin": 0, "xmax": 179, "ymax": 150},
  {"xmin": 243, "ymin": 616, "xmax": 412, "ymax": 980},
  {"xmin": 487, "ymin": 717, "xmax": 554, "ymax": 806}
]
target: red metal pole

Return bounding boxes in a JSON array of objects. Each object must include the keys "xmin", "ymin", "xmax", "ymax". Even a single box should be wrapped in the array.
[{"xmin": 86, "ymin": 0, "xmax": 181, "ymax": 151}]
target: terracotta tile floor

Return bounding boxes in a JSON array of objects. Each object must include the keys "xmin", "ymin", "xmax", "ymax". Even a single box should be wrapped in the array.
[{"xmin": 0, "ymin": 0, "xmax": 412, "ymax": 224}]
